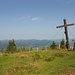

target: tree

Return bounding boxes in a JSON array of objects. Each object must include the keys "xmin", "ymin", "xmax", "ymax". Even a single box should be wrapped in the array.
[
  {"xmin": 60, "ymin": 39, "xmax": 65, "ymax": 49},
  {"xmin": 6, "ymin": 39, "xmax": 17, "ymax": 53},
  {"xmin": 50, "ymin": 41, "xmax": 57, "ymax": 49}
]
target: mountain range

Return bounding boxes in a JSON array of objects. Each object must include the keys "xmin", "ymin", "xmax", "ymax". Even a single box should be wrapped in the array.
[{"xmin": 0, "ymin": 39, "xmax": 74, "ymax": 50}]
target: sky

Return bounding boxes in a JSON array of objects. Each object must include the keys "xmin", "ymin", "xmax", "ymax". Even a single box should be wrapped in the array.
[{"xmin": 0, "ymin": 0, "xmax": 75, "ymax": 40}]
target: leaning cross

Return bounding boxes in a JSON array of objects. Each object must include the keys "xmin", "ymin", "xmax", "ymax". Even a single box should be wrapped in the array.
[{"xmin": 56, "ymin": 19, "xmax": 74, "ymax": 50}]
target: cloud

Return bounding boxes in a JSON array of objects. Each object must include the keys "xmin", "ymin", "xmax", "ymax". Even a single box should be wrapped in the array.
[
  {"xmin": 32, "ymin": 17, "xmax": 39, "ymax": 21},
  {"xmin": 17, "ymin": 16, "xmax": 40, "ymax": 22},
  {"xmin": 18, "ymin": 17, "xmax": 26, "ymax": 21}
]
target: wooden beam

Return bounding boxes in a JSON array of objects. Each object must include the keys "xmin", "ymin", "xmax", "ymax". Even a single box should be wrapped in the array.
[
  {"xmin": 56, "ymin": 23, "xmax": 74, "ymax": 28},
  {"xmin": 64, "ymin": 19, "xmax": 70, "ymax": 50}
]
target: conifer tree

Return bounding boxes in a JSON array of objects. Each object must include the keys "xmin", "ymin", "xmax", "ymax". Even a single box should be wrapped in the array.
[
  {"xmin": 50, "ymin": 41, "xmax": 57, "ymax": 49},
  {"xmin": 6, "ymin": 39, "xmax": 17, "ymax": 53},
  {"xmin": 60, "ymin": 39, "xmax": 65, "ymax": 49}
]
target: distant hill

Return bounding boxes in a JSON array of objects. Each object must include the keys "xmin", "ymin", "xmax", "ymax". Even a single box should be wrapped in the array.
[{"xmin": 0, "ymin": 39, "xmax": 74, "ymax": 50}]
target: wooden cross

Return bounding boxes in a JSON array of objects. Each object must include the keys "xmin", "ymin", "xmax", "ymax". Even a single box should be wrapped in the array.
[{"xmin": 56, "ymin": 19, "xmax": 74, "ymax": 50}]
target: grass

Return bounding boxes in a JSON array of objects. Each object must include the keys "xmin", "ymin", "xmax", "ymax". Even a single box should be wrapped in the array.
[{"xmin": 0, "ymin": 49, "xmax": 75, "ymax": 75}]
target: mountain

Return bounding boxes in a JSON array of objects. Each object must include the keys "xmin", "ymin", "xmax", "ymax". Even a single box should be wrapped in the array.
[{"xmin": 0, "ymin": 39, "xmax": 74, "ymax": 50}]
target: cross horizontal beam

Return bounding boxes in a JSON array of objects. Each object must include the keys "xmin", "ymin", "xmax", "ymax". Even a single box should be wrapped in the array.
[{"xmin": 56, "ymin": 23, "xmax": 74, "ymax": 28}]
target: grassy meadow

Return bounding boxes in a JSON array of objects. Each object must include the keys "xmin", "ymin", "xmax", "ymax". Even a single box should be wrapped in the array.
[{"xmin": 0, "ymin": 49, "xmax": 75, "ymax": 75}]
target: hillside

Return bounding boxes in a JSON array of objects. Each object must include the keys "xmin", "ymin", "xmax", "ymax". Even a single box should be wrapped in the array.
[{"xmin": 0, "ymin": 49, "xmax": 75, "ymax": 75}]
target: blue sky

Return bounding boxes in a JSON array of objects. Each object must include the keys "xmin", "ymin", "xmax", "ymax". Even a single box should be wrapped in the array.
[{"xmin": 0, "ymin": 0, "xmax": 75, "ymax": 40}]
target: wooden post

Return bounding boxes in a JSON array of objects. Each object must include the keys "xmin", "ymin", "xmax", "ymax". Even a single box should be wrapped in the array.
[
  {"xmin": 63, "ymin": 19, "xmax": 70, "ymax": 49},
  {"xmin": 56, "ymin": 19, "xmax": 74, "ymax": 50}
]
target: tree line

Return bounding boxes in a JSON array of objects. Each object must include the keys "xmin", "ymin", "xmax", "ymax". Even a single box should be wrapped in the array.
[
  {"xmin": 4, "ymin": 39, "xmax": 66, "ymax": 53},
  {"xmin": 50, "ymin": 39, "xmax": 66, "ymax": 49}
]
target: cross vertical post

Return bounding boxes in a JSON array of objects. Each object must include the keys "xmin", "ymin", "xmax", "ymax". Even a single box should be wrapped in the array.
[
  {"xmin": 56, "ymin": 19, "xmax": 74, "ymax": 50},
  {"xmin": 63, "ymin": 19, "xmax": 70, "ymax": 49}
]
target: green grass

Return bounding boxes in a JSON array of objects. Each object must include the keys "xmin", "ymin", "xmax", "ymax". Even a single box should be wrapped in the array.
[{"xmin": 0, "ymin": 49, "xmax": 75, "ymax": 75}]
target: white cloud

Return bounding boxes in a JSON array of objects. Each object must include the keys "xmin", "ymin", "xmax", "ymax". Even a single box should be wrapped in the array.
[
  {"xmin": 17, "ymin": 16, "xmax": 40, "ymax": 22},
  {"xmin": 32, "ymin": 17, "xmax": 39, "ymax": 21},
  {"xmin": 18, "ymin": 17, "xmax": 26, "ymax": 21}
]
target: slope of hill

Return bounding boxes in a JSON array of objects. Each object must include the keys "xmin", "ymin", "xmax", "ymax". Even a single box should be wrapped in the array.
[{"xmin": 0, "ymin": 49, "xmax": 75, "ymax": 75}]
